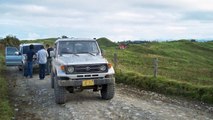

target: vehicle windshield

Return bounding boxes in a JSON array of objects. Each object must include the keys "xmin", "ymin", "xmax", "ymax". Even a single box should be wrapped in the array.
[
  {"xmin": 22, "ymin": 45, "xmax": 43, "ymax": 54},
  {"xmin": 58, "ymin": 41, "xmax": 99, "ymax": 55}
]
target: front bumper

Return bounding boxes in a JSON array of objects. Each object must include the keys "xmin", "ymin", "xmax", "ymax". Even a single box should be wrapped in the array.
[{"xmin": 57, "ymin": 78, "xmax": 115, "ymax": 87}]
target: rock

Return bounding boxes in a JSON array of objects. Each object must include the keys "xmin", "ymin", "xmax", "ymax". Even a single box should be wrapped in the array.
[
  {"xmin": 135, "ymin": 113, "xmax": 140, "ymax": 116},
  {"xmin": 131, "ymin": 116, "xmax": 138, "ymax": 120},
  {"xmin": 122, "ymin": 106, "xmax": 130, "ymax": 110},
  {"xmin": 61, "ymin": 104, "xmax": 66, "ymax": 107},
  {"xmin": 105, "ymin": 111, "xmax": 111, "ymax": 116},
  {"xmin": 15, "ymin": 108, "xmax": 19, "ymax": 111},
  {"xmin": 154, "ymin": 100, "xmax": 162, "ymax": 104},
  {"xmin": 108, "ymin": 106, "xmax": 114, "ymax": 110}
]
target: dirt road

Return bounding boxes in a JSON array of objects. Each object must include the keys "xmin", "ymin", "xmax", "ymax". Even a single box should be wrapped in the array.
[{"xmin": 7, "ymin": 67, "xmax": 213, "ymax": 120}]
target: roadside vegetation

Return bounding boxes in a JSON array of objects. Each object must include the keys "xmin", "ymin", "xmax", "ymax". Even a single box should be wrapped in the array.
[
  {"xmin": 0, "ymin": 48, "xmax": 13, "ymax": 120},
  {"xmin": 0, "ymin": 35, "xmax": 21, "ymax": 119},
  {"xmin": 0, "ymin": 35, "xmax": 20, "ymax": 47}
]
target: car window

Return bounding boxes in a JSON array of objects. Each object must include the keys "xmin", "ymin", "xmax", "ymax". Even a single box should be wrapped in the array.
[
  {"xmin": 7, "ymin": 47, "xmax": 18, "ymax": 55},
  {"xmin": 59, "ymin": 41, "xmax": 99, "ymax": 54},
  {"xmin": 22, "ymin": 45, "xmax": 43, "ymax": 54}
]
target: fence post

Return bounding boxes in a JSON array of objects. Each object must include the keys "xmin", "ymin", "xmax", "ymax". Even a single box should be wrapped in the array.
[
  {"xmin": 113, "ymin": 53, "xmax": 117, "ymax": 69},
  {"xmin": 153, "ymin": 58, "xmax": 158, "ymax": 78}
]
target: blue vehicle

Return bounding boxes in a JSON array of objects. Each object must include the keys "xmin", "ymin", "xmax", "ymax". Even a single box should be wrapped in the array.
[
  {"xmin": 5, "ymin": 47, "xmax": 22, "ymax": 66},
  {"xmin": 5, "ymin": 43, "xmax": 44, "ymax": 75}
]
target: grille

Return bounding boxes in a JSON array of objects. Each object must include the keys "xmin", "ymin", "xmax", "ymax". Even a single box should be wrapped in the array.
[
  {"xmin": 73, "ymin": 77, "xmax": 104, "ymax": 80},
  {"xmin": 66, "ymin": 64, "xmax": 108, "ymax": 74}
]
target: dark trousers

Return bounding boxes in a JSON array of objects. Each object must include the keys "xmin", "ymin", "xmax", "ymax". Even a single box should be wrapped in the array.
[
  {"xmin": 46, "ymin": 58, "xmax": 52, "ymax": 75},
  {"xmin": 27, "ymin": 61, "xmax": 33, "ymax": 77},
  {"xmin": 23, "ymin": 63, "xmax": 28, "ymax": 77},
  {"xmin": 39, "ymin": 64, "xmax": 46, "ymax": 79}
]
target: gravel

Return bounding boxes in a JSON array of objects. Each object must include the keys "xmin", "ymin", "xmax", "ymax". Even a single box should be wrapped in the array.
[{"xmin": 7, "ymin": 67, "xmax": 213, "ymax": 120}]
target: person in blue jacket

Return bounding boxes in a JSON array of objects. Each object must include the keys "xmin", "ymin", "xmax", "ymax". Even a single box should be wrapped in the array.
[{"xmin": 25, "ymin": 44, "xmax": 35, "ymax": 78}]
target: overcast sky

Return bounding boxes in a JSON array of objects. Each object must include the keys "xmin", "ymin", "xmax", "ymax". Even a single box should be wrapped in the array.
[{"xmin": 0, "ymin": 0, "xmax": 213, "ymax": 41}]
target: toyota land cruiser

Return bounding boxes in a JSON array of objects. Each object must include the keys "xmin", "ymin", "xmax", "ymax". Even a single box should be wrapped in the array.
[{"xmin": 51, "ymin": 38, "xmax": 115, "ymax": 104}]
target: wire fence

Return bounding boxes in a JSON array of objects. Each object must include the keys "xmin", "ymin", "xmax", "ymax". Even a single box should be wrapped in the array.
[{"xmin": 112, "ymin": 52, "xmax": 158, "ymax": 78}]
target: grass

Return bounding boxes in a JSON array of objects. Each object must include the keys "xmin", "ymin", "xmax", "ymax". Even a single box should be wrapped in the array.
[
  {"xmin": 116, "ymin": 71, "xmax": 213, "ymax": 103},
  {"xmin": 101, "ymin": 40, "xmax": 213, "ymax": 103},
  {"xmin": 105, "ymin": 41, "xmax": 213, "ymax": 85},
  {"xmin": 0, "ymin": 50, "xmax": 13, "ymax": 120}
]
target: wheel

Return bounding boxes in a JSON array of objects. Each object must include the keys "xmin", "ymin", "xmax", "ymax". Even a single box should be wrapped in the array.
[
  {"xmin": 51, "ymin": 72, "xmax": 54, "ymax": 88},
  {"xmin": 54, "ymin": 77, "xmax": 66, "ymax": 104},
  {"xmin": 101, "ymin": 82, "xmax": 115, "ymax": 100}
]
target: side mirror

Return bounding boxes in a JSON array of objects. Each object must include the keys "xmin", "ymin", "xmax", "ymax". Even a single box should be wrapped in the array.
[
  {"xmin": 50, "ymin": 51, "xmax": 55, "ymax": 57},
  {"xmin": 15, "ymin": 51, "xmax": 20, "ymax": 55},
  {"xmin": 101, "ymin": 49, "xmax": 105, "ymax": 56}
]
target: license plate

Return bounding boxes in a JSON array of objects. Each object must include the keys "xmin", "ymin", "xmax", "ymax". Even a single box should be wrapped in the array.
[{"xmin": 82, "ymin": 80, "xmax": 94, "ymax": 86}]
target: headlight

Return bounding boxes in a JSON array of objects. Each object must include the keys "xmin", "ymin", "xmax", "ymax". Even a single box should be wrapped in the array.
[
  {"xmin": 107, "ymin": 63, "xmax": 112, "ymax": 69},
  {"xmin": 100, "ymin": 65, "xmax": 106, "ymax": 71},
  {"xmin": 67, "ymin": 66, "xmax": 74, "ymax": 73}
]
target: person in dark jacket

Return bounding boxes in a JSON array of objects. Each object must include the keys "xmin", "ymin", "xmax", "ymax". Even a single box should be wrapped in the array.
[
  {"xmin": 46, "ymin": 44, "xmax": 53, "ymax": 75},
  {"xmin": 25, "ymin": 44, "xmax": 35, "ymax": 78}
]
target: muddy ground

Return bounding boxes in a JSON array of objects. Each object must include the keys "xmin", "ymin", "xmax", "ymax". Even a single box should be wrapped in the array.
[{"xmin": 7, "ymin": 67, "xmax": 213, "ymax": 120}]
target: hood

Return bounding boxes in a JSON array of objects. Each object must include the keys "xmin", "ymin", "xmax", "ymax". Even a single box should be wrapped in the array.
[{"xmin": 57, "ymin": 54, "xmax": 108, "ymax": 65}]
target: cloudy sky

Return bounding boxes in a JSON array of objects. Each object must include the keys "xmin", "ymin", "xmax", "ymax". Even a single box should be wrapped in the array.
[{"xmin": 0, "ymin": 0, "xmax": 213, "ymax": 41}]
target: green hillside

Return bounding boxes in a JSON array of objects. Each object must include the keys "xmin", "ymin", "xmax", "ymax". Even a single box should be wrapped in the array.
[
  {"xmin": 102, "ymin": 40, "xmax": 213, "ymax": 103},
  {"xmin": 97, "ymin": 37, "xmax": 117, "ymax": 48},
  {"xmin": 21, "ymin": 38, "xmax": 57, "ymax": 45},
  {"xmin": 107, "ymin": 41, "xmax": 213, "ymax": 85}
]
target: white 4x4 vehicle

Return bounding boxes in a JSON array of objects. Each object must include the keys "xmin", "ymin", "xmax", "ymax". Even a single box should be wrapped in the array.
[{"xmin": 51, "ymin": 38, "xmax": 115, "ymax": 104}]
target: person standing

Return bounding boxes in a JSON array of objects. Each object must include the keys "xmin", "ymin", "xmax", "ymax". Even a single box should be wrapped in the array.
[
  {"xmin": 46, "ymin": 44, "xmax": 53, "ymax": 75},
  {"xmin": 37, "ymin": 46, "xmax": 48, "ymax": 80},
  {"xmin": 25, "ymin": 44, "xmax": 35, "ymax": 78}
]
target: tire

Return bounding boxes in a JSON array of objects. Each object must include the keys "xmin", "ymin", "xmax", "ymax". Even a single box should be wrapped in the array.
[
  {"xmin": 51, "ymin": 72, "xmax": 54, "ymax": 88},
  {"xmin": 101, "ymin": 82, "xmax": 115, "ymax": 100},
  {"xmin": 54, "ymin": 77, "xmax": 66, "ymax": 104}
]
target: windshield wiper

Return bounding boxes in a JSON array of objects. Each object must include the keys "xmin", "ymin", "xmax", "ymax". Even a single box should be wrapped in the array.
[
  {"xmin": 80, "ymin": 52, "xmax": 96, "ymax": 56},
  {"xmin": 61, "ymin": 52, "xmax": 79, "ymax": 56},
  {"xmin": 68, "ymin": 52, "xmax": 79, "ymax": 56},
  {"xmin": 87, "ymin": 52, "xmax": 96, "ymax": 56}
]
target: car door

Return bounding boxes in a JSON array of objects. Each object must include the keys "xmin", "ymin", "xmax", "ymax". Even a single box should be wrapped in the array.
[{"xmin": 5, "ymin": 47, "xmax": 22, "ymax": 66}]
